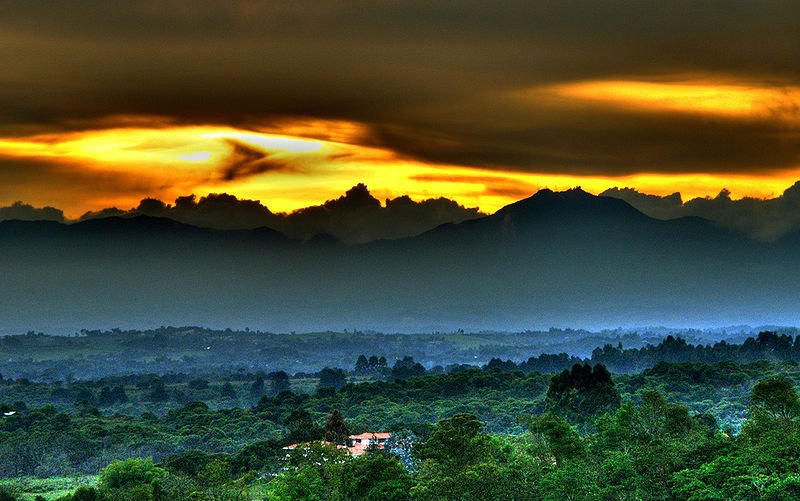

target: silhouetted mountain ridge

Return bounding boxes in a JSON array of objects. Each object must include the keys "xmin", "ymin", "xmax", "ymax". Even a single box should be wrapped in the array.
[
  {"xmin": 1, "ymin": 215, "xmax": 288, "ymax": 247},
  {"xmin": 602, "ymin": 181, "xmax": 800, "ymax": 241},
  {"xmin": 0, "ymin": 189, "xmax": 758, "ymax": 252},
  {"xmin": 63, "ymin": 184, "xmax": 482, "ymax": 244},
  {"xmin": 410, "ymin": 187, "xmax": 743, "ymax": 251},
  {"xmin": 0, "ymin": 188, "xmax": 796, "ymax": 334}
]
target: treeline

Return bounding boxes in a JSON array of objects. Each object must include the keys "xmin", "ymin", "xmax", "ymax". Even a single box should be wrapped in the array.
[
  {"xmin": 4, "ymin": 359, "xmax": 800, "ymax": 480},
  {"xmin": 330, "ymin": 331, "xmax": 800, "ymax": 381},
  {"xmin": 7, "ymin": 368, "xmax": 800, "ymax": 499},
  {"xmin": 265, "ymin": 377, "xmax": 800, "ymax": 500},
  {"xmin": 0, "ymin": 368, "xmax": 550, "ymax": 477},
  {"xmin": 4, "ymin": 334, "xmax": 799, "ymax": 428},
  {"xmin": 0, "ymin": 370, "xmax": 296, "ymax": 417},
  {"xmin": 485, "ymin": 331, "xmax": 800, "ymax": 374},
  {"xmin": 2, "ymin": 327, "xmax": 794, "ymax": 383},
  {"xmin": 0, "ymin": 325, "xmax": 707, "ymax": 381}
]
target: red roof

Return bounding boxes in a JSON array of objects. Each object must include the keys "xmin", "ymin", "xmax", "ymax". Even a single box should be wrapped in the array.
[
  {"xmin": 348, "ymin": 432, "xmax": 391, "ymax": 441},
  {"xmin": 346, "ymin": 432, "xmax": 391, "ymax": 456}
]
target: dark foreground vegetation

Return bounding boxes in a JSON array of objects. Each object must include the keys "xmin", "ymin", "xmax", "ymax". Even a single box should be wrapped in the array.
[{"xmin": 2, "ymin": 331, "xmax": 800, "ymax": 499}]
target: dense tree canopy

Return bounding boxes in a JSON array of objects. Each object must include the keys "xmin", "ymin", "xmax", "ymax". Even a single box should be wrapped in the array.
[{"xmin": 3, "ymin": 331, "xmax": 800, "ymax": 499}]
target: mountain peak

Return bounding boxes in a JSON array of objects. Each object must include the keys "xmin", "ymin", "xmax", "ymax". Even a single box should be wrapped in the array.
[
  {"xmin": 322, "ymin": 183, "xmax": 381, "ymax": 212},
  {"xmin": 496, "ymin": 187, "xmax": 643, "ymax": 221},
  {"xmin": 527, "ymin": 186, "xmax": 593, "ymax": 202}
]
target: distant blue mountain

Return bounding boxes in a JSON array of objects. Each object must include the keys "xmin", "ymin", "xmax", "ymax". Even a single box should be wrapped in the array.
[{"xmin": 0, "ymin": 189, "xmax": 796, "ymax": 334}]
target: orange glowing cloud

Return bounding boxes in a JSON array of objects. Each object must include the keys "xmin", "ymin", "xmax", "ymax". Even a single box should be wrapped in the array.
[
  {"xmin": 539, "ymin": 79, "xmax": 800, "ymax": 120},
  {"xmin": 0, "ymin": 119, "xmax": 514, "ymax": 214},
  {"xmin": 1, "ymin": 116, "xmax": 800, "ymax": 218}
]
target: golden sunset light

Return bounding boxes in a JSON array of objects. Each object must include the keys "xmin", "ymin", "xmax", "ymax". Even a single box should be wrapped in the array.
[
  {"xmin": 1, "ymin": 119, "xmax": 799, "ymax": 217},
  {"xmin": 544, "ymin": 79, "xmax": 800, "ymax": 119}
]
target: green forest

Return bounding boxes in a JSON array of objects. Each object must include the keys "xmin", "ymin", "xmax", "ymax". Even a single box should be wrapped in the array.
[
  {"xmin": 0, "ymin": 326, "xmax": 778, "ymax": 381},
  {"xmin": 2, "ymin": 330, "xmax": 800, "ymax": 499}
]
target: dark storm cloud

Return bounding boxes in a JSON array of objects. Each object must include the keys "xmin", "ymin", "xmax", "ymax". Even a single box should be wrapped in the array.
[
  {"xmin": 218, "ymin": 140, "xmax": 292, "ymax": 181},
  {"xmin": 378, "ymin": 107, "xmax": 800, "ymax": 175},
  {"xmin": 1, "ymin": 0, "xmax": 799, "ymax": 175}
]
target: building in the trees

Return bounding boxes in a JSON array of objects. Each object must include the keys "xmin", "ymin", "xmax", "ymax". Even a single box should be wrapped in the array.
[
  {"xmin": 346, "ymin": 432, "xmax": 391, "ymax": 455},
  {"xmin": 282, "ymin": 432, "xmax": 391, "ymax": 456}
]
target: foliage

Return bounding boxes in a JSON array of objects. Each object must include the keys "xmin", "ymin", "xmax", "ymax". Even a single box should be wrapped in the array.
[
  {"xmin": 750, "ymin": 377, "xmax": 800, "ymax": 420},
  {"xmin": 545, "ymin": 364, "xmax": 620, "ymax": 429},
  {"xmin": 6, "ymin": 331, "xmax": 800, "ymax": 499},
  {"xmin": 323, "ymin": 410, "xmax": 350, "ymax": 445},
  {"xmin": 317, "ymin": 368, "xmax": 347, "ymax": 391},
  {"xmin": 391, "ymin": 357, "xmax": 426, "ymax": 380},
  {"xmin": 97, "ymin": 458, "xmax": 166, "ymax": 491},
  {"xmin": 527, "ymin": 414, "xmax": 584, "ymax": 465}
]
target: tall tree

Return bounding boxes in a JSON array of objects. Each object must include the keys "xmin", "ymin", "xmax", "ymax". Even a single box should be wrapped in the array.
[
  {"xmin": 545, "ymin": 363, "xmax": 620, "ymax": 428},
  {"xmin": 354, "ymin": 355, "xmax": 370, "ymax": 376},
  {"xmin": 285, "ymin": 410, "xmax": 322, "ymax": 444},
  {"xmin": 324, "ymin": 410, "xmax": 351, "ymax": 445},
  {"xmin": 750, "ymin": 377, "xmax": 800, "ymax": 420},
  {"xmin": 391, "ymin": 356, "xmax": 426, "ymax": 380},
  {"xmin": 220, "ymin": 382, "xmax": 237, "ymax": 399},
  {"xmin": 318, "ymin": 367, "xmax": 347, "ymax": 390},
  {"xmin": 149, "ymin": 380, "xmax": 169, "ymax": 402},
  {"xmin": 268, "ymin": 371, "xmax": 291, "ymax": 395},
  {"xmin": 250, "ymin": 376, "xmax": 265, "ymax": 398}
]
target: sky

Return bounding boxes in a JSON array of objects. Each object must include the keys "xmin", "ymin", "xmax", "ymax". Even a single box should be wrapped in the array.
[{"xmin": 0, "ymin": 1, "xmax": 799, "ymax": 217}]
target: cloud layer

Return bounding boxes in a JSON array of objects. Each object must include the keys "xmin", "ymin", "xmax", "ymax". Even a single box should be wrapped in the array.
[{"xmin": 1, "ymin": 0, "xmax": 798, "ymax": 179}]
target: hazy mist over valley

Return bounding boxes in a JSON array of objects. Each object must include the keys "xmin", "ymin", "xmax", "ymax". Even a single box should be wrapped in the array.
[{"xmin": 2, "ymin": 187, "xmax": 799, "ymax": 335}]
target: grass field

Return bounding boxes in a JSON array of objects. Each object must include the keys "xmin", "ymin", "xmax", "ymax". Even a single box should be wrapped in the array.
[{"xmin": 0, "ymin": 475, "xmax": 98, "ymax": 500}]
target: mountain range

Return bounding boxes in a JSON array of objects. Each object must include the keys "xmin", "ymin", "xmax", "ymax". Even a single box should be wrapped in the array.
[
  {"xmin": 0, "ymin": 184, "xmax": 483, "ymax": 244},
  {"xmin": 1, "ymin": 188, "xmax": 798, "ymax": 334},
  {"xmin": 10, "ymin": 182, "xmax": 800, "ymax": 244}
]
